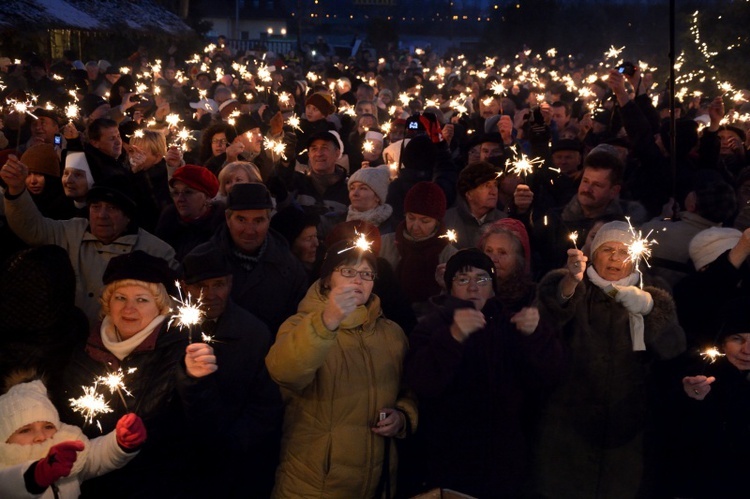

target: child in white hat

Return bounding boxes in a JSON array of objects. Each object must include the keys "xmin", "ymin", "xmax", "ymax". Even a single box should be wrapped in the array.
[{"xmin": 0, "ymin": 378, "xmax": 145, "ymax": 498}]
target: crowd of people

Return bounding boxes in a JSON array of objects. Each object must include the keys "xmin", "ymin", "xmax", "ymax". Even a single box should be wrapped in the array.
[{"xmin": 1, "ymin": 34, "xmax": 750, "ymax": 498}]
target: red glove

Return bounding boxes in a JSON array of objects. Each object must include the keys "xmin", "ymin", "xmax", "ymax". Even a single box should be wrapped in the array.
[
  {"xmin": 34, "ymin": 441, "xmax": 84, "ymax": 488},
  {"xmin": 116, "ymin": 413, "xmax": 147, "ymax": 451}
]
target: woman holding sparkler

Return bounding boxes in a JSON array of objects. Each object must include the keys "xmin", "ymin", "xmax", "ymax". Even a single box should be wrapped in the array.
[
  {"xmin": 265, "ymin": 240, "xmax": 416, "ymax": 499},
  {"xmin": 51, "ymin": 251, "xmax": 217, "ymax": 498},
  {"xmin": 533, "ymin": 220, "xmax": 685, "ymax": 499}
]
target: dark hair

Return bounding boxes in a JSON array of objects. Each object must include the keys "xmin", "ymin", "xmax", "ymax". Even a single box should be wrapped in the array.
[
  {"xmin": 199, "ymin": 123, "xmax": 238, "ymax": 164},
  {"xmin": 551, "ymin": 101, "xmax": 570, "ymax": 116},
  {"xmin": 318, "ymin": 241, "xmax": 378, "ymax": 296},
  {"xmin": 87, "ymin": 118, "xmax": 118, "ymax": 141},
  {"xmin": 583, "ymin": 150, "xmax": 624, "ymax": 186},
  {"xmin": 695, "ymin": 181, "xmax": 738, "ymax": 224}
]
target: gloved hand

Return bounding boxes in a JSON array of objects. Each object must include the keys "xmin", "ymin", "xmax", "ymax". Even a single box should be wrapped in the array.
[
  {"xmin": 116, "ymin": 413, "xmax": 147, "ymax": 451},
  {"xmin": 613, "ymin": 285, "xmax": 654, "ymax": 315},
  {"xmin": 34, "ymin": 441, "xmax": 85, "ymax": 488}
]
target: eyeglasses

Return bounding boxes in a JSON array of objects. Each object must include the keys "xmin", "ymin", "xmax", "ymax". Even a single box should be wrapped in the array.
[
  {"xmin": 452, "ymin": 274, "xmax": 493, "ymax": 287},
  {"xmin": 337, "ymin": 267, "xmax": 377, "ymax": 281},
  {"xmin": 211, "ymin": 139, "xmax": 228, "ymax": 145}
]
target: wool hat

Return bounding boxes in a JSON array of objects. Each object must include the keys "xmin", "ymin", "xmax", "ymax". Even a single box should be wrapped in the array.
[
  {"xmin": 552, "ymin": 139, "xmax": 583, "ymax": 155},
  {"xmin": 102, "ymin": 250, "xmax": 177, "ymax": 291},
  {"xmin": 305, "ymin": 91, "xmax": 335, "ymax": 116},
  {"xmin": 444, "ymin": 248, "xmax": 497, "ymax": 293},
  {"xmin": 457, "ymin": 161, "xmax": 499, "ymax": 198},
  {"xmin": 270, "ymin": 204, "xmax": 320, "ymax": 248},
  {"xmin": 401, "ymin": 135, "xmax": 437, "ymax": 172},
  {"xmin": 0, "ymin": 380, "xmax": 60, "ymax": 444},
  {"xmin": 79, "ymin": 94, "xmax": 108, "ymax": 117},
  {"xmin": 689, "ymin": 227, "xmax": 742, "ymax": 271},
  {"xmin": 226, "ymin": 182, "xmax": 273, "ymax": 211},
  {"xmin": 31, "ymin": 108, "xmax": 61, "ymax": 124},
  {"xmin": 404, "ymin": 181, "xmax": 447, "ymax": 221},
  {"xmin": 182, "ymin": 245, "xmax": 233, "ymax": 285},
  {"xmin": 325, "ymin": 220, "xmax": 382, "ymax": 257},
  {"xmin": 717, "ymin": 296, "xmax": 750, "ymax": 340},
  {"xmin": 591, "ymin": 221, "xmax": 635, "ymax": 256},
  {"xmin": 170, "ymin": 165, "xmax": 219, "ymax": 198},
  {"xmin": 20, "ymin": 144, "xmax": 60, "ymax": 177},
  {"xmin": 319, "ymin": 240, "xmax": 378, "ymax": 289},
  {"xmin": 308, "ymin": 130, "xmax": 344, "ymax": 159},
  {"xmin": 87, "ymin": 176, "xmax": 137, "ymax": 219},
  {"xmin": 480, "ymin": 218, "xmax": 532, "ymax": 274},
  {"xmin": 364, "ymin": 130, "xmax": 384, "ymax": 144},
  {"xmin": 64, "ymin": 151, "xmax": 95, "ymax": 188},
  {"xmin": 382, "ymin": 138, "xmax": 410, "ymax": 167},
  {"xmin": 348, "ymin": 166, "xmax": 390, "ymax": 205}
]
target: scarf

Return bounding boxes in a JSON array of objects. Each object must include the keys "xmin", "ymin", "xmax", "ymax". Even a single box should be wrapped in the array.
[
  {"xmin": 585, "ymin": 266, "xmax": 646, "ymax": 351},
  {"xmin": 231, "ymin": 237, "xmax": 268, "ymax": 272},
  {"xmin": 346, "ymin": 204, "xmax": 393, "ymax": 227},
  {"xmin": 101, "ymin": 315, "xmax": 167, "ymax": 361}
]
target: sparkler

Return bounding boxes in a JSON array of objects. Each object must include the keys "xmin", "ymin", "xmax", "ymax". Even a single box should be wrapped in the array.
[
  {"xmin": 96, "ymin": 367, "xmax": 137, "ymax": 410},
  {"xmin": 362, "ymin": 140, "xmax": 374, "ymax": 154},
  {"xmin": 439, "ymin": 229, "xmax": 458, "ymax": 244},
  {"xmin": 605, "ymin": 45, "xmax": 626, "ymax": 59},
  {"xmin": 337, "ymin": 231, "xmax": 373, "ymax": 254},
  {"xmin": 169, "ymin": 281, "xmax": 205, "ymax": 344},
  {"xmin": 69, "ymin": 386, "xmax": 113, "ymax": 430},
  {"xmin": 504, "ymin": 146, "xmax": 545, "ymax": 179},
  {"xmin": 65, "ymin": 102, "xmax": 79, "ymax": 123},
  {"xmin": 700, "ymin": 347, "xmax": 725, "ymax": 364},
  {"xmin": 624, "ymin": 216, "xmax": 658, "ymax": 288},
  {"xmin": 263, "ymin": 137, "xmax": 287, "ymax": 160},
  {"xmin": 569, "ymin": 232, "xmax": 579, "ymax": 250}
]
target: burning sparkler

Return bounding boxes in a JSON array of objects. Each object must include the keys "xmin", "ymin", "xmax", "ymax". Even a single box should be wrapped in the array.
[
  {"xmin": 69, "ymin": 386, "xmax": 113, "ymax": 430},
  {"xmin": 439, "ymin": 229, "xmax": 458, "ymax": 244},
  {"xmin": 263, "ymin": 137, "xmax": 287, "ymax": 160},
  {"xmin": 169, "ymin": 281, "xmax": 205, "ymax": 344},
  {"xmin": 337, "ymin": 231, "xmax": 373, "ymax": 254},
  {"xmin": 624, "ymin": 217, "xmax": 658, "ymax": 288},
  {"xmin": 700, "ymin": 347, "xmax": 725, "ymax": 364},
  {"xmin": 504, "ymin": 146, "xmax": 545, "ymax": 179},
  {"xmin": 569, "ymin": 231, "xmax": 579, "ymax": 250},
  {"xmin": 96, "ymin": 367, "xmax": 137, "ymax": 409},
  {"xmin": 362, "ymin": 140, "xmax": 374, "ymax": 154}
]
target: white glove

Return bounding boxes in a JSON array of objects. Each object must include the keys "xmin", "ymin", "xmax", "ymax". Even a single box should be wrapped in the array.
[{"xmin": 613, "ymin": 285, "xmax": 654, "ymax": 315}]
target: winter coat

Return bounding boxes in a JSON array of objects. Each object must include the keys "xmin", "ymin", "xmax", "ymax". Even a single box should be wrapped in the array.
[
  {"xmin": 155, "ymin": 201, "xmax": 226, "ymax": 261},
  {"xmin": 403, "ymin": 295, "xmax": 565, "ymax": 498},
  {"xmin": 188, "ymin": 224, "xmax": 308, "ymax": 335},
  {"xmin": 443, "ymin": 197, "xmax": 508, "ymax": 250},
  {"xmin": 50, "ymin": 319, "xmax": 214, "ymax": 498},
  {"xmin": 3, "ymin": 190, "xmax": 178, "ymax": 325},
  {"xmin": 265, "ymin": 282, "xmax": 417, "ymax": 499},
  {"xmin": 533, "ymin": 269, "xmax": 686, "ymax": 499},
  {"xmin": 0, "ymin": 425, "xmax": 135, "ymax": 499}
]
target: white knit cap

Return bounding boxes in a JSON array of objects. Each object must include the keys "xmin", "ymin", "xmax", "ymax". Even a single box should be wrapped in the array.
[
  {"xmin": 65, "ymin": 151, "xmax": 95, "ymax": 188},
  {"xmin": 348, "ymin": 166, "xmax": 390, "ymax": 204},
  {"xmin": 382, "ymin": 138, "xmax": 410, "ymax": 167},
  {"xmin": 364, "ymin": 130, "xmax": 384, "ymax": 143},
  {"xmin": 0, "ymin": 380, "xmax": 60, "ymax": 443},
  {"xmin": 591, "ymin": 221, "xmax": 635, "ymax": 256},
  {"xmin": 689, "ymin": 227, "xmax": 741, "ymax": 270}
]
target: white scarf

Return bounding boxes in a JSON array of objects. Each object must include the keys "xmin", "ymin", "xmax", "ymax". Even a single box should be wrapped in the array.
[
  {"xmin": 586, "ymin": 266, "xmax": 647, "ymax": 351},
  {"xmin": 346, "ymin": 203, "xmax": 393, "ymax": 226},
  {"xmin": 101, "ymin": 315, "xmax": 167, "ymax": 361}
]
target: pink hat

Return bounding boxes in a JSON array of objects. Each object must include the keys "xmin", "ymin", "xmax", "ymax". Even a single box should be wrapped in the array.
[{"xmin": 479, "ymin": 218, "xmax": 531, "ymax": 274}]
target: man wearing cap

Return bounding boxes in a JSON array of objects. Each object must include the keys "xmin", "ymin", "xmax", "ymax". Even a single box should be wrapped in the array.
[
  {"xmin": 24, "ymin": 108, "xmax": 61, "ymax": 152},
  {"xmin": 444, "ymin": 161, "xmax": 508, "ymax": 249},
  {"xmin": 186, "ymin": 182, "xmax": 307, "ymax": 334},
  {"xmin": 528, "ymin": 139, "xmax": 584, "ymax": 216},
  {"xmin": 181, "ymin": 246, "xmax": 283, "ymax": 497},
  {"xmin": 79, "ymin": 118, "xmax": 129, "ymax": 182},
  {"xmin": 1, "ymin": 157, "xmax": 178, "ymax": 326}
]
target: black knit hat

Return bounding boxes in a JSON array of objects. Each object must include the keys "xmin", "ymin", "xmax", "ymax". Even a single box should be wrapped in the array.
[
  {"xmin": 457, "ymin": 161, "xmax": 500, "ymax": 198},
  {"xmin": 102, "ymin": 251, "xmax": 178, "ymax": 291},
  {"xmin": 270, "ymin": 205, "xmax": 320, "ymax": 248},
  {"xmin": 227, "ymin": 183, "xmax": 273, "ymax": 211},
  {"xmin": 717, "ymin": 296, "xmax": 750, "ymax": 341},
  {"xmin": 86, "ymin": 176, "xmax": 138, "ymax": 220},
  {"xmin": 444, "ymin": 248, "xmax": 497, "ymax": 293},
  {"xmin": 182, "ymin": 246, "xmax": 233, "ymax": 285}
]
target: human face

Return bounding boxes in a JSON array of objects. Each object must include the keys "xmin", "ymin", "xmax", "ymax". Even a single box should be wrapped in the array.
[
  {"xmin": 357, "ymin": 103, "xmax": 376, "ymax": 117},
  {"xmin": 223, "ymin": 170, "xmax": 251, "ymax": 195},
  {"xmin": 479, "ymin": 97, "xmax": 501, "ymax": 119},
  {"xmin": 245, "ymin": 128, "xmax": 263, "ymax": 155},
  {"xmin": 306, "ymin": 104, "xmax": 324, "ymax": 122},
  {"xmin": 171, "ymin": 180, "xmax": 209, "ymax": 219},
  {"xmin": 551, "ymin": 107, "xmax": 570, "ymax": 129},
  {"xmin": 90, "ymin": 126, "xmax": 122, "ymax": 159},
  {"xmin": 109, "ymin": 284, "xmax": 161, "ymax": 339},
  {"xmin": 329, "ymin": 261, "xmax": 375, "ymax": 306},
  {"xmin": 89, "ymin": 201, "xmax": 130, "ymax": 244},
  {"xmin": 25, "ymin": 172, "xmax": 46, "ymax": 195},
  {"xmin": 349, "ymin": 181, "xmax": 380, "ymax": 211},
  {"xmin": 592, "ymin": 241, "xmax": 634, "ymax": 281},
  {"xmin": 357, "ymin": 115, "xmax": 376, "ymax": 135},
  {"xmin": 292, "ymin": 226, "xmax": 319, "ymax": 264},
  {"xmin": 577, "ymin": 168, "xmax": 619, "ymax": 216},
  {"xmin": 62, "ymin": 168, "xmax": 89, "ymax": 199},
  {"xmin": 467, "ymin": 144, "xmax": 481, "ymax": 164},
  {"xmin": 450, "ymin": 266, "xmax": 494, "ymax": 310},
  {"xmin": 552, "ymin": 150, "xmax": 581, "ymax": 176},
  {"xmin": 405, "ymin": 212, "xmax": 438, "ymax": 239},
  {"xmin": 211, "ymin": 133, "xmax": 228, "ymax": 157},
  {"xmin": 465, "ymin": 179, "xmax": 499, "ymax": 213},
  {"xmin": 31, "ymin": 116, "xmax": 59, "ymax": 142},
  {"xmin": 6, "ymin": 421, "xmax": 57, "ymax": 445},
  {"xmin": 308, "ymin": 139, "xmax": 338, "ymax": 175},
  {"xmin": 722, "ymin": 333, "xmax": 750, "ymax": 371},
  {"xmin": 482, "ymin": 232, "xmax": 518, "ymax": 279},
  {"xmin": 718, "ymin": 129, "xmax": 742, "ymax": 156},
  {"xmin": 185, "ymin": 276, "xmax": 232, "ymax": 320},
  {"xmin": 479, "ymin": 142, "xmax": 502, "ymax": 162},
  {"xmin": 226, "ymin": 209, "xmax": 270, "ymax": 254}
]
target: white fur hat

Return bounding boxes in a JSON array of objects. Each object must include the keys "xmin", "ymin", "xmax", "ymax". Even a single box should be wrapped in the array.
[
  {"xmin": 0, "ymin": 380, "xmax": 60, "ymax": 443},
  {"xmin": 348, "ymin": 166, "xmax": 390, "ymax": 204},
  {"xmin": 591, "ymin": 221, "xmax": 635, "ymax": 256},
  {"xmin": 689, "ymin": 227, "xmax": 741, "ymax": 270},
  {"xmin": 382, "ymin": 138, "xmax": 410, "ymax": 167},
  {"xmin": 65, "ymin": 151, "xmax": 95, "ymax": 188}
]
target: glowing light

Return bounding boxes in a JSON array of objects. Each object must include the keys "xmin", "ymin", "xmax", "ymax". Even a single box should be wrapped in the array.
[
  {"xmin": 490, "ymin": 81, "xmax": 505, "ymax": 96},
  {"xmin": 700, "ymin": 347, "xmax": 725, "ymax": 363},
  {"xmin": 263, "ymin": 137, "xmax": 287, "ymax": 160},
  {"xmin": 69, "ymin": 386, "xmax": 113, "ymax": 428},
  {"xmin": 337, "ymin": 231, "xmax": 373, "ymax": 254},
  {"xmin": 287, "ymin": 114, "xmax": 302, "ymax": 132},
  {"xmin": 65, "ymin": 103, "xmax": 79, "ymax": 121},
  {"xmin": 569, "ymin": 231, "xmax": 579, "ymax": 249},
  {"xmin": 169, "ymin": 281, "xmax": 205, "ymax": 344},
  {"xmin": 625, "ymin": 216, "xmax": 658, "ymax": 288},
  {"xmin": 439, "ymin": 229, "xmax": 458, "ymax": 244},
  {"xmin": 605, "ymin": 45, "xmax": 626, "ymax": 59},
  {"xmin": 504, "ymin": 146, "xmax": 545, "ymax": 178},
  {"xmin": 363, "ymin": 140, "xmax": 374, "ymax": 153}
]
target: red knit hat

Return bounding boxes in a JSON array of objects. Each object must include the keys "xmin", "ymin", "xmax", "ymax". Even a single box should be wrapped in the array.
[
  {"xmin": 478, "ymin": 218, "xmax": 531, "ymax": 274},
  {"xmin": 404, "ymin": 181, "xmax": 446, "ymax": 221},
  {"xmin": 170, "ymin": 164, "xmax": 219, "ymax": 198}
]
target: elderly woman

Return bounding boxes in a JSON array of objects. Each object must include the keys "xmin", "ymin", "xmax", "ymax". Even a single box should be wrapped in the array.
[
  {"xmin": 265, "ymin": 241, "xmax": 417, "ymax": 498},
  {"xmin": 380, "ymin": 181, "xmax": 457, "ymax": 316},
  {"xmin": 51, "ymin": 251, "xmax": 217, "ymax": 498},
  {"xmin": 155, "ymin": 164, "xmax": 224, "ymax": 260},
  {"xmin": 216, "ymin": 160, "xmax": 262, "ymax": 202},
  {"xmin": 478, "ymin": 218, "xmax": 535, "ymax": 311},
  {"xmin": 403, "ymin": 249, "xmax": 564, "ymax": 498},
  {"xmin": 534, "ymin": 221, "xmax": 686, "ymax": 499},
  {"xmin": 346, "ymin": 166, "xmax": 395, "ymax": 234}
]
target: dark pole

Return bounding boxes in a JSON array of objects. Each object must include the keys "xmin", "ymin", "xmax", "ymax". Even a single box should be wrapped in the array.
[{"xmin": 669, "ymin": 0, "xmax": 677, "ymax": 214}]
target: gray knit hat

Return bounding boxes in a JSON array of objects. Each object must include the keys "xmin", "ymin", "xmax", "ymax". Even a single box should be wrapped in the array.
[{"xmin": 348, "ymin": 166, "xmax": 390, "ymax": 205}]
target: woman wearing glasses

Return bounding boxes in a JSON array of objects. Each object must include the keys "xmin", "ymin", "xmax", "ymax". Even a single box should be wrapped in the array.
[
  {"xmin": 533, "ymin": 221, "xmax": 686, "ymax": 499},
  {"xmin": 198, "ymin": 123, "xmax": 237, "ymax": 166},
  {"xmin": 402, "ymin": 249, "xmax": 564, "ymax": 498},
  {"xmin": 265, "ymin": 240, "xmax": 417, "ymax": 498}
]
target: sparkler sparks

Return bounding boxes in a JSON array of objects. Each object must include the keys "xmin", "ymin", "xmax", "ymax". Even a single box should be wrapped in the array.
[
  {"xmin": 337, "ymin": 231, "xmax": 373, "ymax": 254},
  {"xmin": 263, "ymin": 137, "xmax": 287, "ymax": 160},
  {"xmin": 69, "ymin": 386, "xmax": 113, "ymax": 428},
  {"xmin": 569, "ymin": 232, "xmax": 579, "ymax": 249},
  {"xmin": 700, "ymin": 347, "xmax": 725, "ymax": 363},
  {"xmin": 624, "ymin": 217, "xmax": 658, "ymax": 288},
  {"xmin": 169, "ymin": 281, "xmax": 205, "ymax": 343},
  {"xmin": 504, "ymin": 146, "xmax": 545, "ymax": 178},
  {"xmin": 439, "ymin": 229, "xmax": 458, "ymax": 244},
  {"xmin": 605, "ymin": 45, "xmax": 626, "ymax": 59},
  {"xmin": 363, "ymin": 140, "xmax": 374, "ymax": 154}
]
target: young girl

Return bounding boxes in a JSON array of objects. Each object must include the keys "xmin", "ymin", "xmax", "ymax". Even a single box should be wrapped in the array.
[{"xmin": 0, "ymin": 378, "xmax": 146, "ymax": 498}]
